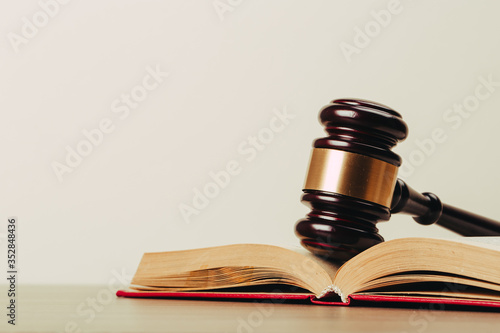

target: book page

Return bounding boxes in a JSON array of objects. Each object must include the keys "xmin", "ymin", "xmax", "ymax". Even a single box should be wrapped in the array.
[
  {"xmin": 131, "ymin": 243, "xmax": 337, "ymax": 297},
  {"xmin": 332, "ymin": 237, "xmax": 500, "ymax": 302}
]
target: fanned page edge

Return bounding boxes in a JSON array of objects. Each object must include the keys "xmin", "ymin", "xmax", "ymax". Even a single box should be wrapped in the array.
[{"xmin": 132, "ymin": 243, "xmax": 339, "ymax": 298}]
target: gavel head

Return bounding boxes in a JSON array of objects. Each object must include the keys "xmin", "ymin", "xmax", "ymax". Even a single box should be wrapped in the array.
[{"xmin": 294, "ymin": 98, "xmax": 408, "ymax": 261}]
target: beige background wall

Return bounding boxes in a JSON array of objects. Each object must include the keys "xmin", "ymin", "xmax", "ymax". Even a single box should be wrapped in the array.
[{"xmin": 1, "ymin": 0, "xmax": 500, "ymax": 284}]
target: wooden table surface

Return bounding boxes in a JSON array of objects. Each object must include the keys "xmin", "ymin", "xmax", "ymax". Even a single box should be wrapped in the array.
[{"xmin": 3, "ymin": 285, "xmax": 500, "ymax": 332}]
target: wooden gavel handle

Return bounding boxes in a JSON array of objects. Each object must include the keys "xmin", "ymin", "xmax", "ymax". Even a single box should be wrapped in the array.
[{"xmin": 391, "ymin": 179, "xmax": 500, "ymax": 236}]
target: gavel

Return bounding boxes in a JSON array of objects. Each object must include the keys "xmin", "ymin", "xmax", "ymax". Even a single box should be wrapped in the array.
[{"xmin": 295, "ymin": 98, "xmax": 500, "ymax": 261}]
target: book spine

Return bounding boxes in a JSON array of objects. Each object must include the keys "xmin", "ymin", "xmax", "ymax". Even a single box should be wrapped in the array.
[{"xmin": 318, "ymin": 285, "xmax": 347, "ymax": 303}]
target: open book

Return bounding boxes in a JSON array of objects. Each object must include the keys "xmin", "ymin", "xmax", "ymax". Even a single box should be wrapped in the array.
[{"xmin": 117, "ymin": 237, "xmax": 500, "ymax": 308}]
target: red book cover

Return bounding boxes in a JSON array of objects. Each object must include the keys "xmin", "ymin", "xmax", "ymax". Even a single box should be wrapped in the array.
[{"xmin": 116, "ymin": 290, "xmax": 500, "ymax": 309}]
